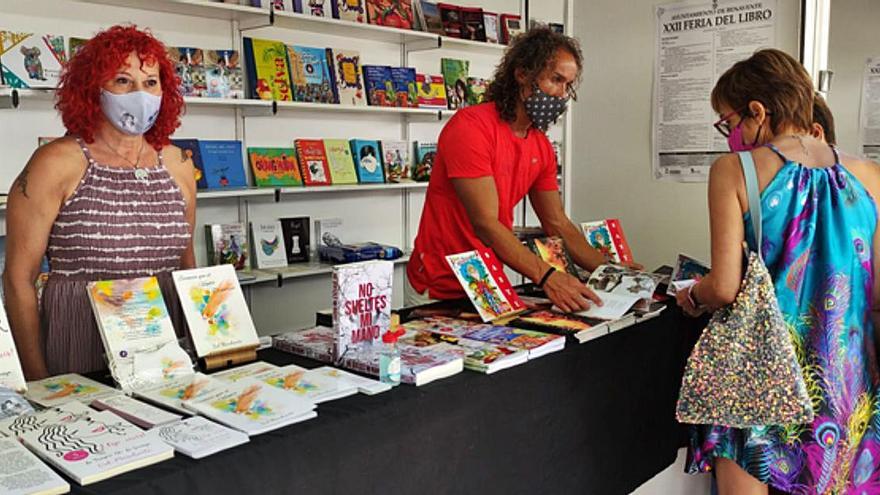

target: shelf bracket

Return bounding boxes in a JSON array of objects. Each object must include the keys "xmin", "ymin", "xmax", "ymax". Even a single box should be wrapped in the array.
[
  {"xmin": 276, "ymin": 272, "xmax": 283, "ymax": 288},
  {"xmin": 274, "ymin": 188, "xmax": 281, "ymax": 203},
  {"xmin": 0, "ymin": 89, "xmax": 17, "ymax": 110},
  {"xmin": 404, "ymin": 37, "xmax": 441, "ymax": 54}
]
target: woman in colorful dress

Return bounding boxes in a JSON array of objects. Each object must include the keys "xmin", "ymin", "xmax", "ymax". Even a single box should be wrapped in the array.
[
  {"xmin": 4, "ymin": 25, "xmax": 196, "ymax": 380},
  {"xmin": 678, "ymin": 48, "xmax": 880, "ymax": 494}
]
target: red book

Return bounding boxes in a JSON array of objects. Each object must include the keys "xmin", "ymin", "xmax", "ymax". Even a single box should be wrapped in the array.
[
  {"xmin": 294, "ymin": 139, "xmax": 333, "ymax": 186},
  {"xmin": 446, "ymin": 248, "xmax": 526, "ymax": 322},
  {"xmin": 580, "ymin": 218, "xmax": 634, "ymax": 265},
  {"xmin": 459, "ymin": 6, "xmax": 486, "ymax": 42},
  {"xmin": 438, "ymin": 3, "xmax": 463, "ymax": 38},
  {"xmin": 365, "ymin": 0, "xmax": 414, "ymax": 29},
  {"xmin": 499, "ymin": 13, "xmax": 523, "ymax": 44}
]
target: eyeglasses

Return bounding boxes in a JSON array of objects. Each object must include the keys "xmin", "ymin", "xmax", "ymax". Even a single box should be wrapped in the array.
[{"xmin": 713, "ymin": 108, "xmax": 745, "ymax": 138}]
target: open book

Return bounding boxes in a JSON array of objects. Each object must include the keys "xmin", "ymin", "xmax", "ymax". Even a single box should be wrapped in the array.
[{"xmin": 575, "ymin": 264, "xmax": 665, "ymax": 320}]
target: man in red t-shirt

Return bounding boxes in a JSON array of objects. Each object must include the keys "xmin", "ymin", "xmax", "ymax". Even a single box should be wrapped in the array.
[{"xmin": 408, "ymin": 28, "xmax": 627, "ymax": 312}]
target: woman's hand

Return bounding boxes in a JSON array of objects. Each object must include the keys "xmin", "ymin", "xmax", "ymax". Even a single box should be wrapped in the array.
[{"xmin": 675, "ymin": 285, "xmax": 708, "ymax": 318}]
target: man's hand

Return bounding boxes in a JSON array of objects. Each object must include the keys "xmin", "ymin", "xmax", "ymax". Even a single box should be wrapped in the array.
[{"xmin": 543, "ymin": 271, "xmax": 603, "ymax": 313}]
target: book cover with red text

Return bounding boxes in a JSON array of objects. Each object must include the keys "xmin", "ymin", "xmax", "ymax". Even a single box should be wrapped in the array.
[{"xmin": 331, "ymin": 260, "xmax": 393, "ymax": 360}]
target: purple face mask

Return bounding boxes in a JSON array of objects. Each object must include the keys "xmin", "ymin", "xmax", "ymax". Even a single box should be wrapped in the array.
[{"xmin": 727, "ymin": 119, "xmax": 763, "ymax": 152}]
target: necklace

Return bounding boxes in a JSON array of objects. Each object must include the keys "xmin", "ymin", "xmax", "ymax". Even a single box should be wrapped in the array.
[{"xmin": 96, "ymin": 135, "xmax": 150, "ymax": 180}]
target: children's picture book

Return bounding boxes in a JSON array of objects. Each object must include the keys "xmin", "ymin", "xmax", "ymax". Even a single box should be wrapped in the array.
[
  {"xmin": 86, "ymin": 276, "xmax": 193, "ymax": 392},
  {"xmin": 460, "ymin": 6, "xmax": 486, "ymax": 41},
  {"xmin": 204, "ymin": 49, "xmax": 244, "ymax": 98},
  {"xmin": 0, "ymin": 437, "xmax": 70, "ymax": 495},
  {"xmin": 20, "ymin": 410, "xmax": 174, "ymax": 486},
  {"xmin": 172, "ymin": 265, "xmax": 260, "ymax": 358},
  {"xmin": 466, "ymin": 76, "xmax": 488, "ymax": 106},
  {"xmin": 152, "ymin": 416, "xmax": 249, "ymax": 459},
  {"xmin": 500, "ymin": 13, "xmax": 524, "ymax": 44},
  {"xmin": 25, "ymin": 374, "xmax": 118, "ymax": 408},
  {"xmin": 0, "ymin": 302, "xmax": 25, "ymax": 392},
  {"xmin": 205, "ymin": 223, "xmax": 249, "ymax": 270},
  {"xmin": 390, "ymin": 67, "xmax": 418, "ymax": 108},
  {"xmin": 294, "ymin": 139, "xmax": 333, "ymax": 186},
  {"xmin": 287, "ymin": 45, "xmax": 337, "ymax": 104},
  {"xmin": 332, "ymin": 0, "xmax": 366, "ymax": 22},
  {"xmin": 415, "ymin": 1, "xmax": 444, "ymax": 34},
  {"xmin": 350, "ymin": 139, "xmax": 385, "ymax": 183},
  {"xmin": 362, "ymin": 65, "xmax": 396, "ymax": 107},
  {"xmin": 438, "ymin": 3, "xmax": 463, "ymax": 38},
  {"xmin": 524, "ymin": 236, "xmax": 579, "ymax": 277},
  {"xmin": 198, "ymin": 140, "xmax": 248, "ymax": 189},
  {"xmin": 667, "ymin": 254, "xmax": 711, "ymax": 296},
  {"xmin": 323, "ymin": 138, "xmax": 359, "ymax": 185},
  {"xmin": 0, "ymin": 31, "xmax": 65, "ymax": 89},
  {"xmin": 181, "ymin": 378, "xmax": 316, "ymax": 436},
  {"xmin": 412, "ymin": 141, "xmax": 436, "ymax": 182},
  {"xmin": 415, "ymin": 73, "xmax": 447, "ymax": 109},
  {"xmin": 380, "ymin": 140, "xmax": 411, "ymax": 182},
  {"xmin": 483, "ymin": 11, "xmax": 499, "ymax": 43},
  {"xmin": 304, "ymin": 0, "xmax": 330, "ymax": 17},
  {"xmin": 250, "ymin": 364, "xmax": 358, "ymax": 403},
  {"xmin": 171, "ymin": 139, "xmax": 208, "ymax": 189},
  {"xmin": 580, "ymin": 219, "xmax": 634, "ymax": 265},
  {"xmin": 365, "ymin": 0, "xmax": 414, "ymax": 28},
  {"xmin": 399, "ymin": 327, "xmax": 528, "ymax": 374},
  {"xmin": 247, "ymin": 147, "xmax": 302, "ymax": 187},
  {"xmin": 250, "ymin": 221, "xmax": 289, "ymax": 269},
  {"xmin": 251, "ymin": 0, "xmax": 301, "ymax": 11},
  {"xmin": 91, "ymin": 394, "xmax": 182, "ymax": 429},
  {"xmin": 411, "ymin": 316, "xmax": 564, "ymax": 359},
  {"xmin": 332, "ymin": 260, "xmax": 393, "ymax": 359},
  {"xmin": 279, "ymin": 217, "xmax": 311, "ymax": 263},
  {"xmin": 441, "ymin": 58, "xmax": 469, "ymax": 110},
  {"xmin": 328, "ymin": 49, "xmax": 366, "ymax": 106},
  {"xmin": 445, "ymin": 249, "xmax": 525, "ymax": 322},
  {"xmin": 167, "ymin": 46, "xmax": 206, "ymax": 97},
  {"xmin": 243, "ymin": 37, "xmax": 293, "ymax": 101}
]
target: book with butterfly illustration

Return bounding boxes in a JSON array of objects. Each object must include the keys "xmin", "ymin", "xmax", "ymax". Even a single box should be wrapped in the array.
[
  {"xmin": 133, "ymin": 372, "xmax": 217, "ymax": 416},
  {"xmin": 91, "ymin": 394, "xmax": 182, "ymax": 429},
  {"xmin": 181, "ymin": 378, "xmax": 316, "ymax": 436},
  {"xmin": 247, "ymin": 147, "xmax": 302, "ymax": 187},
  {"xmin": 172, "ymin": 265, "xmax": 260, "ymax": 362},
  {"xmin": 279, "ymin": 216, "xmax": 311, "ymax": 263},
  {"xmin": 250, "ymin": 222, "xmax": 288, "ymax": 269},
  {"xmin": 171, "ymin": 139, "xmax": 208, "ymax": 189},
  {"xmin": 311, "ymin": 365, "xmax": 391, "ymax": 395},
  {"xmin": 198, "ymin": 140, "xmax": 247, "ymax": 189},
  {"xmin": 445, "ymin": 249, "xmax": 525, "ymax": 322},
  {"xmin": 580, "ymin": 219, "xmax": 634, "ymax": 265},
  {"xmin": 0, "ymin": 31, "xmax": 66, "ymax": 89},
  {"xmin": 25, "ymin": 374, "xmax": 118, "ymax": 408},
  {"xmin": 151, "ymin": 416, "xmax": 249, "ymax": 459},
  {"xmin": 523, "ymin": 236, "xmax": 580, "ymax": 278},
  {"xmin": 167, "ymin": 46, "xmax": 206, "ymax": 97},
  {"xmin": 205, "ymin": 223, "xmax": 249, "ymax": 270},
  {"xmin": 249, "ymin": 364, "xmax": 358, "ymax": 403},
  {"xmin": 0, "ymin": 301, "xmax": 25, "ymax": 392},
  {"xmin": 0, "ymin": 437, "xmax": 69, "ymax": 495},
  {"xmin": 19, "ymin": 410, "xmax": 174, "ymax": 486},
  {"xmin": 86, "ymin": 276, "xmax": 194, "ymax": 392}
]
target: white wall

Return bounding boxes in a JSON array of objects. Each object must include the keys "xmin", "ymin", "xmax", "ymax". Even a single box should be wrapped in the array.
[
  {"xmin": 827, "ymin": 0, "xmax": 880, "ymax": 154},
  {"xmin": 571, "ymin": 0, "xmax": 802, "ymax": 271}
]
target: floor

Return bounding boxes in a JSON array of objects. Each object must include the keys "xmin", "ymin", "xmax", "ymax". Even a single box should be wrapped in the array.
[{"xmin": 631, "ymin": 448, "xmax": 710, "ymax": 495}]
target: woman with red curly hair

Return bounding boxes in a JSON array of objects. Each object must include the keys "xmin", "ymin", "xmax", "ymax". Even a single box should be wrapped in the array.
[{"xmin": 3, "ymin": 25, "xmax": 197, "ymax": 379}]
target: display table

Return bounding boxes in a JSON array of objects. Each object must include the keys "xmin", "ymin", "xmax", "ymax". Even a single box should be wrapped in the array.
[{"xmin": 72, "ymin": 309, "xmax": 690, "ymax": 495}]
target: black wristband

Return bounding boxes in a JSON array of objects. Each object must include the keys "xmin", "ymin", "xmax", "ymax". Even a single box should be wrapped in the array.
[{"xmin": 537, "ymin": 267, "xmax": 556, "ymax": 288}]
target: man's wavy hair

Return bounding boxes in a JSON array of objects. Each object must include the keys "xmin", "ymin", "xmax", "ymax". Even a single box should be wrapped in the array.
[
  {"xmin": 56, "ymin": 25, "xmax": 183, "ymax": 149},
  {"xmin": 485, "ymin": 27, "xmax": 583, "ymax": 123}
]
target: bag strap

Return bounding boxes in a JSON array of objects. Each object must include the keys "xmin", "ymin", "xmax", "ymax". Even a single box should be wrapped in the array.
[{"xmin": 738, "ymin": 151, "xmax": 763, "ymax": 261}]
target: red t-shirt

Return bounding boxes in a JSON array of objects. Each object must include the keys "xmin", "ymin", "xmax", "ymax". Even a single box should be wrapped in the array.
[{"xmin": 407, "ymin": 102, "xmax": 559, "ymax": 299}]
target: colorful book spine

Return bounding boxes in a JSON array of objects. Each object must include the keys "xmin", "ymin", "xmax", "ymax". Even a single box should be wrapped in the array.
[
  {"xmin": 294, "ymin": 139, "xmax": 333, "ymax": 186},
  {"xmin": 243, "ymin": 37, "xmax": 293, "ymax": 101},
  {"xmin": 362, "ymin": 65, "xmax": 396, "ymax": 107},
  {"xmin": 389, "ymin": 67, "xmax": 418, "ymax": 108}
]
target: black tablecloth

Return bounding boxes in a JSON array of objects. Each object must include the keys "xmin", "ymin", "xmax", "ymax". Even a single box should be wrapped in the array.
[{"xmin": 72, "ymin": 309, "xmax": 691, "ymax": 495}]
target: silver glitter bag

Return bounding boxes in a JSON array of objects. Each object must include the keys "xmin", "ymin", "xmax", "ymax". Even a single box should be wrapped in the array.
[{"xmin": 675, "ymin": 151, "xmax": 814, "ymax": 428}]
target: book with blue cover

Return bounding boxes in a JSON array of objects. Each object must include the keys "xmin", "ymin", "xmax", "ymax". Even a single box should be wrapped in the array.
[
  {"xmin": 390, "ymin": 67, "xmax": 417, "ymax": 108},
  {"xmin": 362, "ymin": 65, "xmax": 395, "ymax": 107},
  {"xmin": 287, "ymin": 45, "xmax": 337, "ymax": 104},
  {"xmin": 198, "ymin": 140, "xmax": 248, "ymax": 189},
  {"xmin": 349, "ymin": 139, "xmax": 385, "ymax": 183},
  {"xmin": 172, "ymin": 139, "xmax": 208, "ymax": 190}
]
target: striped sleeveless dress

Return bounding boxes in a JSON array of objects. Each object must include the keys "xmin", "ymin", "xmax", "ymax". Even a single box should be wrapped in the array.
[{"xmin": 42, "ymin": 137, "xmax": 192, "ymax": 375}]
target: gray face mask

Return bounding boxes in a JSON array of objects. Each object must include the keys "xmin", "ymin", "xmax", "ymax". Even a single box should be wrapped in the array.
[
  {"xmin": 99, "ymin": 89, "xmax": 161, "ymax": 136},
  {"xmin": 523, "ymin": 84, "xmax": 569, "ymax": 132}
]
